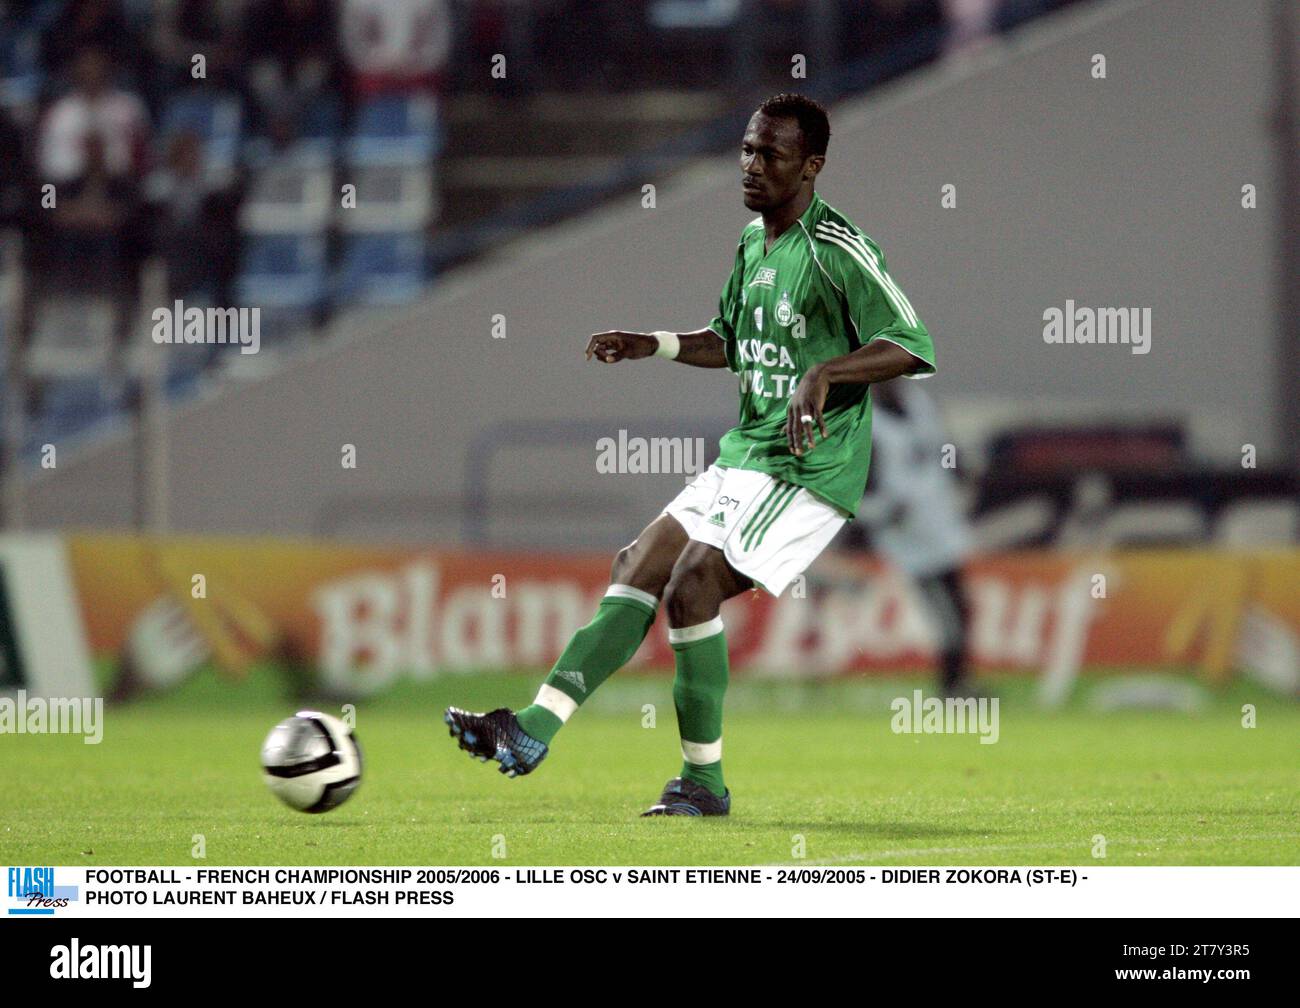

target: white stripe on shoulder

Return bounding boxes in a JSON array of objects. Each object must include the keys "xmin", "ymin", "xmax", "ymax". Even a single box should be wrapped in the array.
[
  {"xmin": 815, "ymin": 222, "xmax": 918, "ymax": 326},
  {"xmin": 816, "ymin": 221, "xmax": 919, "ymax": 325},
  {"xmin": 817, "ymin": 220, "xmax": 886, "ymax": 273},
  {"xmin": 798, "ymin": 221, "xmax": 845, "ymax": 295}
]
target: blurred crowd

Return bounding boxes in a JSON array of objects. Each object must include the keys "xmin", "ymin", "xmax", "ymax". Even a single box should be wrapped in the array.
[
  {"xmin": 0, "ymin": 0, "xmax": 1076, "ymax": 424},
  {"xmin": 0, "ymin": 0, "xmax": 458, "ymax": 317},
  {"xmin": 0, "ymin": 0, "xmax": 1074, "ymax": 306}
]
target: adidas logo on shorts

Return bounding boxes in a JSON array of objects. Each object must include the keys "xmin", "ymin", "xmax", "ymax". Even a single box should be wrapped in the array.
[
  {"xmin": 707, "ymin": 511, "xmax": 727, "ymax": 527},
  {"xmin": 554, "ymin": 669, "xmax": 586, "ymax": 693}
]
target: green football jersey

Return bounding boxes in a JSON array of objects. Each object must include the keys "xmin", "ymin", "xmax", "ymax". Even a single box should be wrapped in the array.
[{"xmin": 706, "ymin": 191, "xmax": 936, "ymax": 517}]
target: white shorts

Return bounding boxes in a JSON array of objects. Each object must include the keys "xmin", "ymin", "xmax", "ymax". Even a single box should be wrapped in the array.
[{"xmin": 663, "ymin": 464, "xmax": 849, "ymax": 597}]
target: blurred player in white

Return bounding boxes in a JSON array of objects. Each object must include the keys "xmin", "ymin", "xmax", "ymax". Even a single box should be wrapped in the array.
[{"xmin": 836, "ymin": 377, "xmax": 975, "ymax": 695}]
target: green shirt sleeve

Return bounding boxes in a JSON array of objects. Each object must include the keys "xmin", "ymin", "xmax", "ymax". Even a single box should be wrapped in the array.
[
  {"xmin": 833, "ymin": 237, "xmax": 936, "ymax": 377},
  {"xmin": 707, "ymin": 238, "xmax": 747, "ymax": 373}
]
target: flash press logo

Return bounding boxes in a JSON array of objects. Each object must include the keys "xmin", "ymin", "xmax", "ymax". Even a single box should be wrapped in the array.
[
  {"xmin": 152, "ymin": 299, "xmax": 260, "ymax": 354},
  {"xmin": 6, "ymin": 867, "xmax": 79, "ymax": 915},
  {"xmin": 50, "ymin": 939, "xmax": 151, "ymax": 988},
  {"xmin": 890, "ymin": 690, "xmax": 1000, "ymax": 744}
]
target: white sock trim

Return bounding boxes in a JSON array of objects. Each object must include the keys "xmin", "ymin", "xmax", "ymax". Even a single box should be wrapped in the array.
[
  {"xmin": 534, "ymin": 684, "xmax": 579, "ymax": 722},
  {"xmin": 668, "ymin": 616, "xmax": 724, "ymax": 645},
  {"xmin": 605, "ymin": 583, "xmax": 658, "ymax": 609},
  {"xmin": 682, "ymin": 738, "xmax": 722, "ymax": 765}
]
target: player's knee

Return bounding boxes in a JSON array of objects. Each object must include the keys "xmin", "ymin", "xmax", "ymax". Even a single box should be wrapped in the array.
[
  {"xmin": 610, "ymin": 544, "xmax": 637, "ymax": 583},
  {"xmin": 664, "ymin": 561, "xmax": 716, "ymax": 626},
  {"xmin": 610, "ymin": 544, "xmax": 665, "ymax": 597}
]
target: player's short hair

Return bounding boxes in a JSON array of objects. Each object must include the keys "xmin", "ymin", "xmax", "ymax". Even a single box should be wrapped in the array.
[{"xmin": 755, "ymin": 93, "xmax": 831, "ymax": 158}]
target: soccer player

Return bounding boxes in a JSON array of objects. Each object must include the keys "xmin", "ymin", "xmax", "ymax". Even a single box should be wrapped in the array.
[
  {"xmin": 445, "ymin": 93, "xmax": 936, "ymax": 816},
  {"xmin": 818, "ymin": 377, "xmax": 974, "ymax": 695}
]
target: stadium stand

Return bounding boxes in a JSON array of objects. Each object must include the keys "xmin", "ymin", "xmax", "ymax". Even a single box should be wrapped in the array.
[{"xmin": 0, "ymin": 0, "xmax": 1089, "ymax": 460}]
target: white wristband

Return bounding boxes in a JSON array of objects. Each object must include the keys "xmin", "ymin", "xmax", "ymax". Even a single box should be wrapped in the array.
[{"xmin": 652, "ymin": 331, "xmax": 680, "ymax": 360}]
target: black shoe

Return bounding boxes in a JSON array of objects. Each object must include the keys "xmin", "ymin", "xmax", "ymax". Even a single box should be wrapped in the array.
[
  {"xmin": 640, "ymin": 776, "xmax": 731, "ymax": 817},
  {"xmin": 443, "ymin": 707, "xmax": 548, "ymax": 778}
]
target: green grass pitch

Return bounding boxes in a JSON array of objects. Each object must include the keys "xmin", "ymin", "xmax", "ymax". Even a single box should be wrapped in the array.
[{"xmin": 2, "ymin": 669, "xmax": 1297, "ymax": 866}]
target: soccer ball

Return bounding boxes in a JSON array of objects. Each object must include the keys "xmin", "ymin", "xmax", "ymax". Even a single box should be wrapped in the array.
[{"xmin": 260, "ymin": 711, "xmax": 362, "ymax": 813}]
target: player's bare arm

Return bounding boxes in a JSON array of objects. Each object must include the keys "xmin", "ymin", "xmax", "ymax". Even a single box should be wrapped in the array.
[
  {"xmin": 785, "ymin": 339, "xmax": 927, "ymax": 456},
  {"xmin": 584, "ymin": 329, "xmax": 727, "ymax": 367}
]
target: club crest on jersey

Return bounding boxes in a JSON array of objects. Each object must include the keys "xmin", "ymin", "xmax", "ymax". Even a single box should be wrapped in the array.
[
  {"xmin": 749, "ymin": 266, "xmax": 777, "ymax": 288},
  {"xmin": 775, "ymin": 291, "xmax": 795, "ymax": 328}
]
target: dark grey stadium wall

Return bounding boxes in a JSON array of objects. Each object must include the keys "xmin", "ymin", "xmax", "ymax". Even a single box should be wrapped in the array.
[{"xmin": 24, "ymin": 0, "xmax": 1279, "ymax": 545}]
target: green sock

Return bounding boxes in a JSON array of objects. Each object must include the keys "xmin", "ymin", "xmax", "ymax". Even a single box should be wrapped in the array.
[
  {"xmin": 515, "ymin": 588, "xmax": 657, "ymax": 745},
  {"xmin": 670, "ymin": 618, "xmax": 728, "ymax": 797}
]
